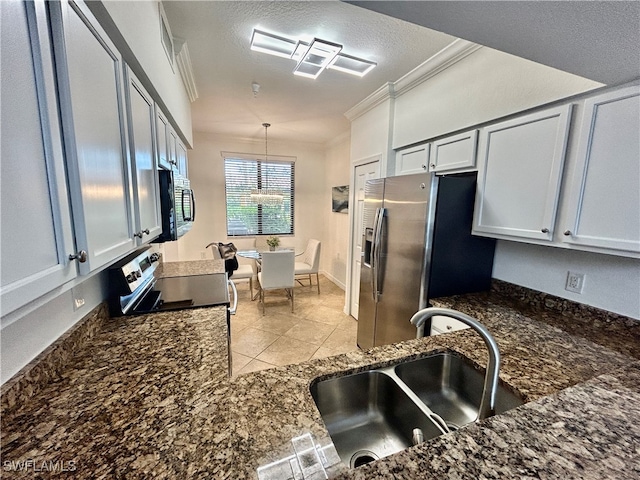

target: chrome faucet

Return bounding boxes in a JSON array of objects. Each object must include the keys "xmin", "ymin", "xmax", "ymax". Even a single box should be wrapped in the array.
[{"xmin": 409, "ymin": 307, "xmax": 501, "ymax": 421}]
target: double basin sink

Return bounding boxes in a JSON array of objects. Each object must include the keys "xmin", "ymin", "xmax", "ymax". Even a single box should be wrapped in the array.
[{"xmin": 310, "ymin": 351, "xmax": 524, "ymax": 468}]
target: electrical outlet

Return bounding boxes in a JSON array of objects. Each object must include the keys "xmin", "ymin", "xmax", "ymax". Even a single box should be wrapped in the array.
[
  {"xmin": 72, "ymin": 285, "xmax": 85, "ymax": 311},
  {"xmin": 565, "ymin": 271, "xmax": 585, "ymax": 294}
]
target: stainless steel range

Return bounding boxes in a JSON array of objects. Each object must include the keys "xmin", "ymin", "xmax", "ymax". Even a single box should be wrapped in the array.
[{"xmin": 108, "ymin": 247, "xmax": 231, "ymax": 317}]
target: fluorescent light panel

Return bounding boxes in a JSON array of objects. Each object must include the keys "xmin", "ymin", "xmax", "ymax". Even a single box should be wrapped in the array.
[
  {"xmin": 250, "ymin": 29, "xmax": 297, "ymax": 59},
  {"xmin": 293, "ymin": 38, "xmax": 342, "ymax": 79},
  {"xmin": 250, "ymin": 28, "xmax": 376, "ymax": 78},
  {"xmin": 328, "ymin": 53, "xmax": 377, "ymax": 77}
]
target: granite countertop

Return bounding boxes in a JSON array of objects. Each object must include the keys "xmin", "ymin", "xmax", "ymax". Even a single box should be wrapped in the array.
[
  {"xmin": 2, "ymin": 272, "xmax": 640, "ymax": 478},
  {"xmin": 156, "ymin": 259, "xmax": 222, "ymax": 278}
]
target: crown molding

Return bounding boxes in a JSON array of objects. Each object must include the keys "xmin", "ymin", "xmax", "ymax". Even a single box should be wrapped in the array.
[
  {"xmin": 174, "ymin": 38, "xmax": 199, "ymax": 102},
  {"xmin": 394, "ymin": 39, "xmax": 482, "ymax": 97},
  {"xmin": 344, "ymin": 40, "xmax": 483, "ymax": 122},
  {"xmin": 344, "ymin": 83, "xmax": 394, "ymax": 121}
]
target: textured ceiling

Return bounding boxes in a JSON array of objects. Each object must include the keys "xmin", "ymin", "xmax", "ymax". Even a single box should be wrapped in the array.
[
  {"xmin": 348, "ymin": 1, "xmax": 640, "ymax": 87},
  {"xmin": 162, "ymin": 1, "xmax": 456, "ymax": 144}
]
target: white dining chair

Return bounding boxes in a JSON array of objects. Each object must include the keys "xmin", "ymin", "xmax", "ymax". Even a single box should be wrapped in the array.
[
  {"xmin": 206, "ymin": 242, "xmax": 256, "ymax": 300},
  {"xmin": 294, "ymin": 239, "xmax": 321, "ymax": 294},
  {"xmin": 257, "ymin": 250, "xmax": 295, "ymax": 315}
]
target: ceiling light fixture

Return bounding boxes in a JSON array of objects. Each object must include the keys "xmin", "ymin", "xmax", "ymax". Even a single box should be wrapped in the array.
[
  {"xmin": 250, "ymin": 123, "xmax": 284, "ymax": 205},
  {"xmin": 250, "ymin": 28, "xmax": 376, "ymax": 79}
]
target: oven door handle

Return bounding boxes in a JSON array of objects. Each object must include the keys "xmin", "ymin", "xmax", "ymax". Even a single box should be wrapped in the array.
[{"xmin": 228, "ymin": 279, "xmax": 238, "ymax": 315}]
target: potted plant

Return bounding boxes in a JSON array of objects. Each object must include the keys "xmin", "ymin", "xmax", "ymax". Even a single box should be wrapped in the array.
[{"xmin": 266, "ymin": 236, "xmax": 280, "ymax": 251}]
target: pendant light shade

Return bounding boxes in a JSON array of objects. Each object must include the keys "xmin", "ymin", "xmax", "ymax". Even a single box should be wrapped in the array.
[{"xmin": 250, "ymin": 123, "xmax": 284, "ymax": 205}]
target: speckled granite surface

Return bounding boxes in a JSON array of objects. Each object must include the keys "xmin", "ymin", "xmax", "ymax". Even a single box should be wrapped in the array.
[
  {"xmin": 156, "ymin": 259, "xmax": 224, "ymax": 278},
  {"xmin": 2, "ymin": 277, "xmax": 639, "ymax": 479}
]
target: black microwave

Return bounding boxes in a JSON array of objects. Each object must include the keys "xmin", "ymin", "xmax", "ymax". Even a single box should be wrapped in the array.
[{"xmin": 154, "ymin": 169, "xmax": 195, "ymax": 243}]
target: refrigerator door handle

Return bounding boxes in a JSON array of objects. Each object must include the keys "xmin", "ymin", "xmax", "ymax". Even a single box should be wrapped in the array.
[
  {"xmin": 371, "ymin": 208, "xmax": 380, "ymax": 301},
  {"xmin": 373, "ymin": 207, "xmax": 385, "ymax": 302}
]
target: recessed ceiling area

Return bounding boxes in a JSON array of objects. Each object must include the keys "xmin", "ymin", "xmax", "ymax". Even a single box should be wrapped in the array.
[{"xmin": 162, "ymin": 1, "xmax": 457, "ymax": 144}]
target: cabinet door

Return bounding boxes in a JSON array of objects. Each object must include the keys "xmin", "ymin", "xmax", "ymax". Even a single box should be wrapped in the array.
[
  {"xmin": 562, "ymin": 86, "xmax": 640, "ymax": 254},
  {"xmin": 395, "ymin": 143, "xmax": 429, "ymax": 176},
  {"xmin": 51, "ymin": 0, "xmax": 135, "ymax": 274},
  {"xmin": 155, "ymin": 107, "xmax": 171, "ymax": 170},
  {"xmin": 429, "ymin": 130, "xmax": 478, "ymax": 173},
  {"xmin": 0, "ymin": 0, "xmax": 78, "ymax": 315},
  {"xmin": 473, "ymin": 105, "xmax": 572, "ymax": 241},
  {"xmin": 168, "ymin": 127, "xmax": 178, "ymax": 169},
  {"xmin": 176, "ymin": 140, "xmax": 188, "ymax": 177},
  {"xmin": 124, "ymin": 67, "xmax": 162, "ymax": 244}
]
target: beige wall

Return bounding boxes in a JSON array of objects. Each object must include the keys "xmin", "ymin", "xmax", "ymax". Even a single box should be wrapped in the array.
[
  {"xmin": 322, "ymin": 134, "xmax": 351, "ymax": 289},
  {"xmin": 161, "ymin": 132, "xmax": 331, "ymax": 265}
]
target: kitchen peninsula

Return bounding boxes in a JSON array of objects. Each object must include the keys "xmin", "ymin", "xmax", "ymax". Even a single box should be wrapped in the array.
[{"xmin": 1, "ymin": 259, "xmax": 639, "ymax": 478}]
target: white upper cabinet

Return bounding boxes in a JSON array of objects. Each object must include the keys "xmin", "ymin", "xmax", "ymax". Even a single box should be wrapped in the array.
[
  {"xmin": 124, "ymin": 67, "xmax": 162, "ymax": 244},
  {"xmin": 176, "ymin": 140, "xmax": 189, "ymax": 177},
  {"xmin": 395, "ymin": 143, "xmax": 429, "ymax": 176},
  {"xmin": 0, "ymin": 0, "xmax": 78, "ymax": 315},
  {"xmin": 473, "ymin": 105, "xmax": 572, "ymax": 241},
  {"xmin": 561, "ymin": 86, "xmax": 640, "ymax": 254},
  {"xmin": 51, "ymin": 0, "xmax": 135, "ymax": 274},
  {"xmin": 155, "ymin": 107, "xmax": 171, "ymax": 170},
  {"xmin": 429, "ymin": 130, "xmax": 478, "ymax": 173}
]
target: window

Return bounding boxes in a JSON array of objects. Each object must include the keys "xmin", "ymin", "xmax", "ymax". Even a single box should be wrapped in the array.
[{"xmin": 224, "ymin": 156, "xmax": 295, "ymax": 236}]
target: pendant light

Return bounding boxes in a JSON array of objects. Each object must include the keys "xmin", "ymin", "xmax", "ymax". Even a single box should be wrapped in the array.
[{"xmin": 250, "ymin": 123, "xmax": 284, "ymax": 205}]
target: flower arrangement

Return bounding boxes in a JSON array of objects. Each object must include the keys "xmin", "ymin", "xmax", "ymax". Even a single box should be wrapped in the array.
[{"xmin": 266, "ymin": 236, "xmax": 280, "ymax": 250}]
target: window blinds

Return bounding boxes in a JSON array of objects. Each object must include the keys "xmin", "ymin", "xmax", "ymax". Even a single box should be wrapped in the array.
[{"xmin": 224, "ymin": 157, "xmax": 295, "ymax": 236}]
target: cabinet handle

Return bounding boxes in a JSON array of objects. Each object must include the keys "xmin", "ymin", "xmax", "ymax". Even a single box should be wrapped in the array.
[
  {"xmin": 69, "ymin": 250, "xmax": 87, "ymax": 263},
  {"xmin": 430, "ymin": 164, "xmax": 435, "ymax": 169},
  {"xmin": 563, "ymin": 230, "xmax": 572, "ymax": 236},
  {"xmin": 421, "ymin": 164, "xmax": 427, "ymax": 170},
  {"xmin": 446, "ymin": 325, "xmax": 452, "ymax": 330},
  {"xmin": 143, "ymin": 228, "xmax": 150, "ymax": 235},
  {"xmin": 134, "ymin": 231, "xmax": 142, "ymax": 238},
  {"xmin": 541, "ymin": 228, "xmax": 549, "ymax": 233}
]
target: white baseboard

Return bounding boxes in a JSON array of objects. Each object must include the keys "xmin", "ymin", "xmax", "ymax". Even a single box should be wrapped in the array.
[{"xmin": 320, "ymin": 270, "xmax": 346, "ymax": 291}]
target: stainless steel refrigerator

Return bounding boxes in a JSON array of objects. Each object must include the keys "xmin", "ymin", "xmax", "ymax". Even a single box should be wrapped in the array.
[{"xmin": 357, "ymin": 172, "xmax": 495, "ymax": 349}]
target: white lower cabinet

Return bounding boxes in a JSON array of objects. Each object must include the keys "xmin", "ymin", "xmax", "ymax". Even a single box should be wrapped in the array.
[
  {"xmin": 429, "ymin": 129, "xmax": 478, "ymax": 173},
  {"xmin": 473, "ymin": 105, "xmax": 572, "ymax": 241},
  {"xmin": 51, "ymin": 0, "xmax": 136, "ymax": 275},
  {"xmin": 125, "ymin": 67, "xmax": 162, "ymax": 243},
  {"xmin": 395, "ymin": 143, "xmax": 429, "ymax": 176},
  {"xmin": 0, "ymin": 0, "xmax": 78, "ymax": 315},
  {"xmin": 561, "ymin": 86, "xmax": 640, "ymax": 255}
]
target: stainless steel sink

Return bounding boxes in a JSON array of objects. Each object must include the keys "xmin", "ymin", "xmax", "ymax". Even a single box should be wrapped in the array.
[
  {"xmin": 310, "ymin": 370, "xmax": 444, "ymax": 468},
  {"xmin": 394, "ymin": 352, "xmax": 524, "ymax": 429},
  {"xmin": 310, "ymin": 352, "xmax": 525, "ymax": 468}
]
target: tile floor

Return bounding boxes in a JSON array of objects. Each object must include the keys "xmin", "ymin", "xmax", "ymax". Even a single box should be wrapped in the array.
[{"xmin": 230, "ymin": 275, "xmax": 360, "ymax": 376}]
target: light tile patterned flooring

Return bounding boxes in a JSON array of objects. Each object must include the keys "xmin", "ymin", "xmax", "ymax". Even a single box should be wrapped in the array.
[{"xmin": 230, "ymin": 275, "xmax": 360, "ymax": 376}]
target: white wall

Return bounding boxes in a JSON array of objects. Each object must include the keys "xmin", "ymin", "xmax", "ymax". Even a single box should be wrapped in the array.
[
  {"xmin": 393, "ymin": 46, "xmax": 603, "ymax": 149},
  {"xmin": 349, "ymin": 97, "xmax": 393, "ymax": 174},
  {"xmin": 493, "ymin": 241, "xmax": 640, "ymax": 319},
  {"xmin": 97, "ymin": 0, "xmax": 193, "ymax": 145},
  {"xmin": 322, "ymin": 134, "xmax": 351, "ymax": 289},
  {"xmin": 163, "ymin": 131, "xmax": 327, "ymax": 263}
]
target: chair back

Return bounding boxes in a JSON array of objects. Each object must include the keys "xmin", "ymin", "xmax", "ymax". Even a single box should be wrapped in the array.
[
  {"xmin": 206, "ymin": 242, "xmax": 222, "ymax": 259},
  {"xmin": 302, "ymin": 239, "xmax": 321, "ymax": 271},
  {"xmin": 260, "ymin": 251, "xmax": 295, "ymax": 289}
]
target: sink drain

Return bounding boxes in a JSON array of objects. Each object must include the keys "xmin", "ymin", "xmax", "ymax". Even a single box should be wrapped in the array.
[{"xmin": 350, "ymin": 450, "xmax": 379, "ymax": 468}]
